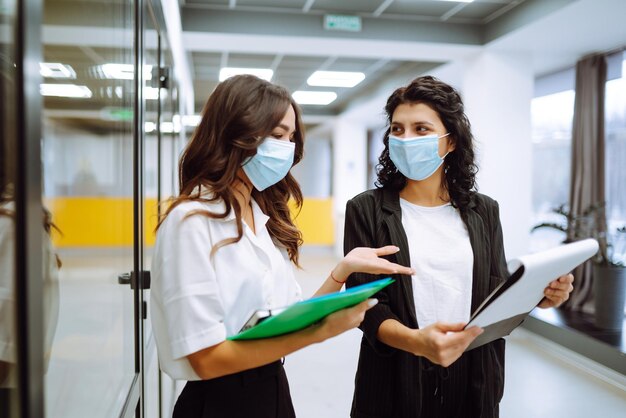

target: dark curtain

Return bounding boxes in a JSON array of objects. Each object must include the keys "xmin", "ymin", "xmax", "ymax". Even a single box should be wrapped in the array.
[{"xmin": 563, "ymin": 54, "xmax": 607, "ymax": 310}]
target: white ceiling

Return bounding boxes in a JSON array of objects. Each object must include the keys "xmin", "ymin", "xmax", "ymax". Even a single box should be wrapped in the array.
[
  {"xmin": 487, "ymin": 0, "xmax": 626, "ymax": 76},
  {"xmin": 40, "ymin": 0, "xmax": 625, "ymax": 128}
]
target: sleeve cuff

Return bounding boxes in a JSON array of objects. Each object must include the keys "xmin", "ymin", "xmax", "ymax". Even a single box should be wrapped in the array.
[
  {"xmin": 170, "ymin": 322, "xmax": 227, "ymax": 360},
  {"xmin": 360, "ymin": 304, "xmax": 400, "ymax": 357}
]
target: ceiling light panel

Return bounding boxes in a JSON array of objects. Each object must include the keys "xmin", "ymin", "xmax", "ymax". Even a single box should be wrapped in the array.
[
  {"xmin": 145, "ymin": 87, "xmax": 168, "ymax": 100},
  {"xmin": 310, "ymin": 0, "xmax": 383, "ymax": 14},
  {"xmin": 182, "ymin": 114, "xmax": 202, "ymax": 127},
  {"xmin": 40, "ymin": 84, "xmax": 92, "ymax": 98},
  {"xmin": 447, "ymin": 1, "xmax": 503, "ymax": 19},
  {"xmin": 385, "ymin": 0, "xmax": 469, "ymax": 16},
  {"xmin": 237, "ymin": 0, "xmax": 302, "ymax": 9},
  {"xmin": 40, "ymin": 63, "xmax": 76, "ymax": 79},
  {"xmin": 100, "ymin": 64, "xmax": 153, "ymax": 80},
  {"xmin": 307, "ymin": 71, "xmax": 366, "ymax": 88},
  {"xmin": 292, "ymin": 91, "xmax": 337, "ymax": 106}
]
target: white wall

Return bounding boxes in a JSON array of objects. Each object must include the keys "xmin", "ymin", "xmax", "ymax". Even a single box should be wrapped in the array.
[
  {"xmin": 432, "ymin": 51, "xmax": 534, "ymax": 259},
  {"xmin": 332, "ymin": 118, "xmax": 368, "ymax": 257},
  {"xmin": 291, "ymin": 136, "xmax": 332, "ymax": 198}
]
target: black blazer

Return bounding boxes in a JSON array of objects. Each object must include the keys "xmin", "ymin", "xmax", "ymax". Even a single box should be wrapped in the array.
[{"xmin": 344, "ymin": 188, "xmax": 509, "ymax": 418}]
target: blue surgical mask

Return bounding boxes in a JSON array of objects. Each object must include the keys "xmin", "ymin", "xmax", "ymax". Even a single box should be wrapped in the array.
[
  {"xmin": 388, "ymin": 133, "xmax": 450, "ymax": 181},
  {"xmin": 242, "ymin": 137, "xmax": 295, "ymax": 191}
]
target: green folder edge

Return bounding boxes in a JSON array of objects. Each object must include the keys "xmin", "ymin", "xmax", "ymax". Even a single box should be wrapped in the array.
[{"xmin": 228, "ymin": 277, "xmax": 395, "ymax": 341}]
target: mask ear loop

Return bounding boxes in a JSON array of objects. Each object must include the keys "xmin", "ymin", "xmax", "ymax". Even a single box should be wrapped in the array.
[{"xmin": 440, "ymin": 132, "xmax": 453, "ymax": 165}]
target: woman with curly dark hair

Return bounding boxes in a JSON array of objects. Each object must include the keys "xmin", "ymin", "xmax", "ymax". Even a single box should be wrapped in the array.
[
  {"xmin": 150, "ymin": 74, "xmax": 414, "ymax": 418},
  {"xmin": 343, "ymin": 76, "xmax": 574, "ymax": 418}
]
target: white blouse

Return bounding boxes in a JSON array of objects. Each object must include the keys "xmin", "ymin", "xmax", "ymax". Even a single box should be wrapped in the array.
[
  {"xmin": 399, "ymin": 198, "xmax": 474, "ymax": 329},
  {"xmin": 150, "ymin": 196, "xmax": 302, "ymax": 381},
  {"xmin": 0, "ymin": 200, "xmax": 59, "ymax": 388}
]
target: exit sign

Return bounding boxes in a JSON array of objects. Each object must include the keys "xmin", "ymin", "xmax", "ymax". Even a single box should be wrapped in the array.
[{"xmin": 323, "ymin": 14, "xmax": 362, "ymax": 32}]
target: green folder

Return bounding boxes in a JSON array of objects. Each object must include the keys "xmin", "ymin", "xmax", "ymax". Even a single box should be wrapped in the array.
[{"xmin": 228, "ymin": 277, "xmax": 395, "ymax": 341}]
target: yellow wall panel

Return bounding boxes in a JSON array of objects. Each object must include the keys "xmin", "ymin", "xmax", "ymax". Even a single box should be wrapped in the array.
[
  {"xmin": 46, "ymin": 197, "xmax": 159, "ymax": 247},
  {"xmin": 46, "ymin": 197, "xmax": 334, "ymax": 247},
  {"xmin": 290, "ymin": 198, "xmax": 334, "ymax": 245}
]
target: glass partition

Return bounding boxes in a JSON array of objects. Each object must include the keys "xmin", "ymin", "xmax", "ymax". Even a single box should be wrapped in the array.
[
  {"xmin": 1, "ymin": 0, "xmax": 19, "ymax": 415},
  {"xmin": 42, "ymin": 1, "xmax": 137, "ymax": 416}
]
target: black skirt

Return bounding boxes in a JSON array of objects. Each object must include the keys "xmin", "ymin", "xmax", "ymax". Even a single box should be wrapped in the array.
[{"xmin": 173, "ymin": 361, "xmax": 296, "ymax": 418}]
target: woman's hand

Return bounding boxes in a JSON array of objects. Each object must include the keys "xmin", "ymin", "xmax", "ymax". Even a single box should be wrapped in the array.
[
  {"xmin": 333, "ymin": 246, "xmax": 415, "ymax": 283},
  {"xmin": 538, "ymin": 273, "xmax": 574, "ymax": 308},
  {"xmin": 410, "ymin": 322, "xmax": 483, "ymax": 367},
  {"xmin": 315, "ymin": 299, "xmax": 379, "ymax": 342}
]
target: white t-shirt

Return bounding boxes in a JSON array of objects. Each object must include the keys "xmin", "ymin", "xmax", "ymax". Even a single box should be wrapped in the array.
[
  {"xmin": 150, "ymin": 196, "xmax": 302, "ymax": 381},
  {"xmin": 399, "ymin": 198, "xmax": 474, "ymax": 329}
]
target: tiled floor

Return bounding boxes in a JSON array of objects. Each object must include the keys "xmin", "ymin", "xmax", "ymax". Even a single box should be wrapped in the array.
[{"xmin": 286, "ymin": 247, "xmax": 626, "ymax": 418}]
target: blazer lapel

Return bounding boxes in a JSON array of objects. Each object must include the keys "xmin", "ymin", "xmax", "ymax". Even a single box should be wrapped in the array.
[
  {"xmin": 462, "ymin": 202, "xmax": 490, "ymax": 313},
  {"xmin": 381, "ymin": 189, "xmax": 419, "ymax": 328}
]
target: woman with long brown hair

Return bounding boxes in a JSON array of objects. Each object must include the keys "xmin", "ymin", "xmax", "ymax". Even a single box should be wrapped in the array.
[{"xmin": 150, "ymin": 74, "xmax": 413, "ymax": 418}]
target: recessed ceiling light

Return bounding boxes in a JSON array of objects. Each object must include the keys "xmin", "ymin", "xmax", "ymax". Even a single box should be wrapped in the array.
[
  {"xmin": 39, "ymin": 63, "xmax": 76, "ymax": 79},
  {"xmin": 144, "ymin": 121, "xmax": 181, "ymax": 134},
  {"xmin": 145, "ymin": 122, "xmax": 156, "ymax": 133},
  {"xmin": 292, "ymin": 91, "xmax": 337, "ymax": 106},
  {"xmin": 219, "ymin": 67, "xmax": 274, "ymax": 82},
  {"xmin": 40, "ymin": 84, "xmax": 92, "ymax": 98},
  {"xmin": 307, "ymin": 71, "xmax": 365, "ymax": 88},
  {"xmin": 145, "ymin": 87, "xmax": 168, "ymax": 100},
  {"xmin": 100, "ymin": 64, "xmax": 153, "ymax": 80},
  {"xmin": 182, "ymin": 114, "xmax": 202, "ymax": 127}
]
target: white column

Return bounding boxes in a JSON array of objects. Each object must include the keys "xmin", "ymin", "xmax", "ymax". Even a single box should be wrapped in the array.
[
  {"xmin": 332, "ymin": 117, "xmax": 368, "ymax": 257},
  {"xmin": 291, "ymin": 136, "xmax": 331, "ymax": 198},
  {"xmin": 459, "ymin": 51, "xmax": 534, "ymax": 259}
]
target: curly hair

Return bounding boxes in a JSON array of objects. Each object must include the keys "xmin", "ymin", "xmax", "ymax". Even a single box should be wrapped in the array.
[
  {"xmin": 376, "ymin": 75, "xmax": 478, "ymax": 212},
  {"xmin": 159, "ymin": 75, "xmax": 304, "ymax": 265}
]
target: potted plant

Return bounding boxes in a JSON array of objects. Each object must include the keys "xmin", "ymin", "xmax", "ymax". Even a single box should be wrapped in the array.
[{"xmin": 532, "ymin": 203, "xmax": 626, "ymax": 330}]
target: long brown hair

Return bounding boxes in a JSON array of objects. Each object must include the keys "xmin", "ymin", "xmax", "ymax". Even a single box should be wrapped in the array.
[{"xmin": 159, "ymin": 75, "xmax": 305, "ymax": 265}]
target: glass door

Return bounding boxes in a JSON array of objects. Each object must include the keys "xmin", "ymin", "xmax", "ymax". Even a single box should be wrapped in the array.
[
  {"xmin": 4, "ymin": 0, "xmax": 181, "ymax": 415},
  {"xmin": 141, "ymin": 4, "xmax": 181, "ymax": 416},
  {"xmin": 142, "ymin": 2, "xmax": 162, "ymax": 416},
  {"xmin": 40, "ymin": 0, "xmax": 141, "ymax": 417}
]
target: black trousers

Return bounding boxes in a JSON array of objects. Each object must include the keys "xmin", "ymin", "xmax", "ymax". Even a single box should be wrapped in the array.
[
  {"xmin": 173, "ymin": 361, "xmax": 296, "ymax": 418},
  {"xmin": 419, "ymin": 355, "xmax": 470, "ymax": 418}
]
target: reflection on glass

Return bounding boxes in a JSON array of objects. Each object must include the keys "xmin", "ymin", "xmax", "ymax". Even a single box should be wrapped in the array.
[
  {"xmin": 0, "ymin": 2, "xmax": 61, "ymax": 411},
  {"xmin": 1, "ymin": 0, "xmax": 18, "ymax": 415},
  {"xmin": 42, "ymin": 0, "xmax": 136, "ymax": 416}
]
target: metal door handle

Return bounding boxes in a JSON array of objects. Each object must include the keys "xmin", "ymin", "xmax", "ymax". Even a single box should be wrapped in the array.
[
  {"xmin": 118, "ymin": 272, "xmax": 132, "ymax": 285},
  {"xmin": 117, "ymin": 271, "xmax": 151, "ymax": 289}
]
